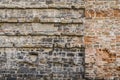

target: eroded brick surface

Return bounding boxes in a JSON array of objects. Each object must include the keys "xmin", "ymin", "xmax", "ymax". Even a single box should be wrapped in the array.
[
  {"xmin": 85, "ymin": 0, "xmax": 120, "ymax": 79},
  {"xmin": 0, "ymin": 0, "xmax": 120, "ymax": 80},
  {"xmin": 0, "ymin": 0, "xmax": 85, "ymax": 80}
]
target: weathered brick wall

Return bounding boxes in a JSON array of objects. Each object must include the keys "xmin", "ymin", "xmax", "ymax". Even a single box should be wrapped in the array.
[
  {"xmin": 0, "ymin": 0, "xmax": 120, "ymax": 80},
  {"xmin": 85, "ymin": 0, "xmax": 120, "ymax": 79},
  {"xmin": 0, "ymin": 0, "xmax": 85, "ymax": 80}
]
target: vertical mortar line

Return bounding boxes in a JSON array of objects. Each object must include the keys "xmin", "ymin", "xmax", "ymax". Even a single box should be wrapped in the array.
[{"xmin": 82, "ymin": 7, "xmax": 86, "ymax": 80}]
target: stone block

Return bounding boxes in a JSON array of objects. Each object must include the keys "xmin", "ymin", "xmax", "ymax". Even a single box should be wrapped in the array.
[
  {"xmin": 0, "ymin": 9, "xmax": 84, "ymax": 23},
  {"xmin": 0, "ymin": 23, "xmax": 84, "ymax": 36},
  {"xmin": 0, "ymin": 0, "xmax": 84, "ymax": 9}
]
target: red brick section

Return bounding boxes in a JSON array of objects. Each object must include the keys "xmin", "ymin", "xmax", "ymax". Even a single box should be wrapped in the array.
[
  {"xmin": 85, "ymin": 0, "xmax": 120, "ymax": 79},
  {"xmin": 85, "ymin": 9, "xmax": 120, "ymax": 18}
]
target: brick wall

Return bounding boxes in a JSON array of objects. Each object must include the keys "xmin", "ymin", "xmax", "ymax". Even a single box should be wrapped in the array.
[
  {"xmin": 0, "ymin": 0, "xmax": 85, "ymax": 80},
  {"xmin": 0, "ymin": 0, "xmax": 119, "ymax": 80},
  {"xmin": 85, "ymin": 0, "xmax": 120, "ymax": 79}
]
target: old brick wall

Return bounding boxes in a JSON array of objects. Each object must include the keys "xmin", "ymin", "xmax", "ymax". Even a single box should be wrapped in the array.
[
  {"xmin": 85, "ymin": 0, "xmax": 120, "ymax": 79},
  {"xmin": 0, "ymin": 0, "xmax": 85, "ymax": 80},
  {"xmin": 0, "ymin": 0, "xmax": 120, "ymax": 80}
]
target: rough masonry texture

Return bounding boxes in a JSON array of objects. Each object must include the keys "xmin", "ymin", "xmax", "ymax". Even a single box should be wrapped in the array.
[{"xmin": 0, "ymin": 0, "xmax": 119, "ymax": 80}]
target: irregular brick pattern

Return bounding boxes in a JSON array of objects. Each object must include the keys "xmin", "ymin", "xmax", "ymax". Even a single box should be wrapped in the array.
[
  {"xmin": 0, "ymin": 0, "xmax": 85, "ymax": 80},
  {"xmin": 0, "ymin": 0, "xmax": 120, "ymax": 80},
  {"xmin": 85, "ymin": 0, "xmax": 120, "ymax": 79}
]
